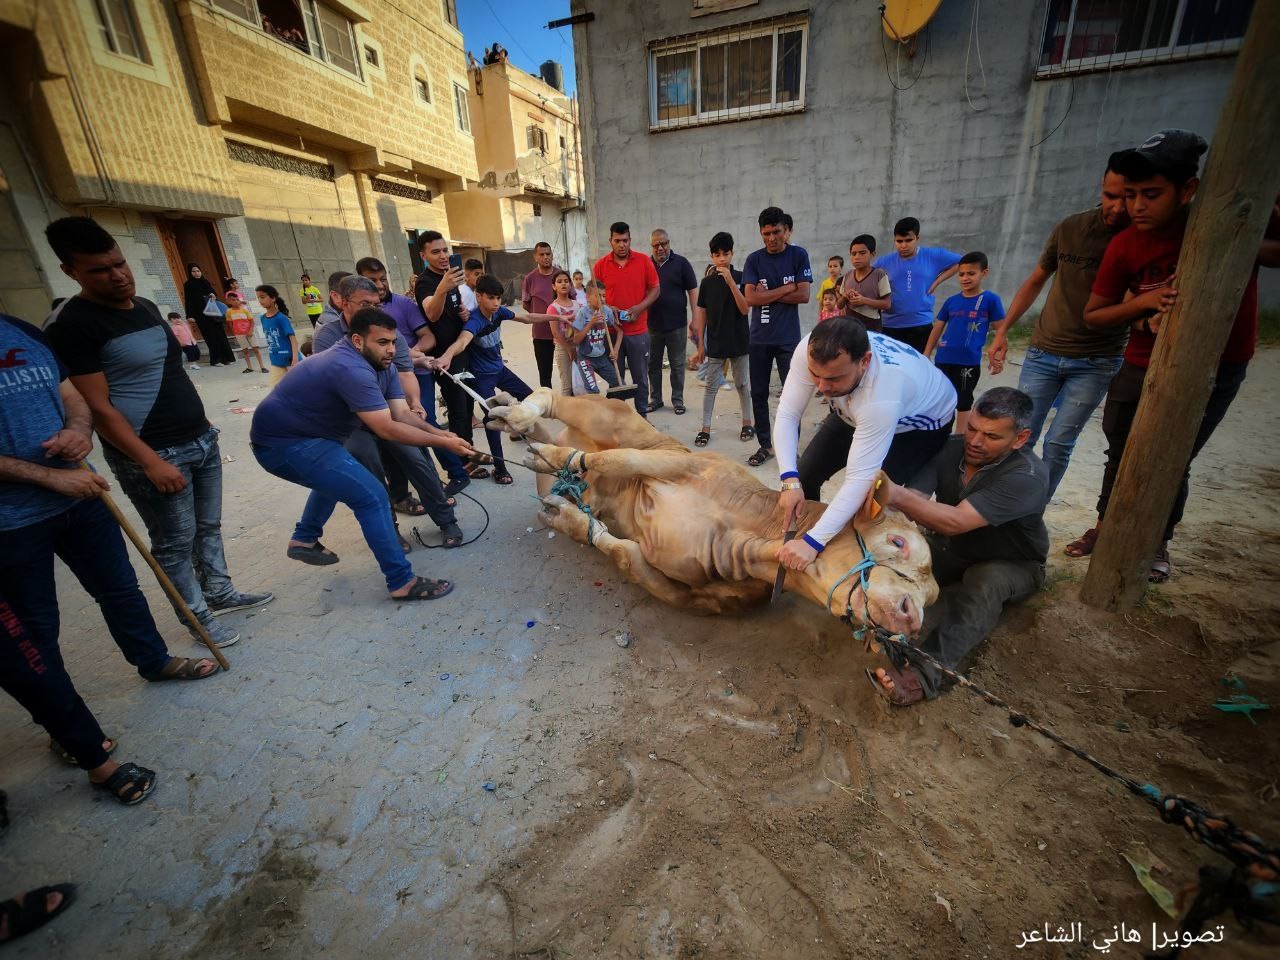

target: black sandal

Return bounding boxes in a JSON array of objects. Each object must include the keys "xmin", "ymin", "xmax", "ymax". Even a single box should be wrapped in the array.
[
  {"xmin": 465, "ymin": 462, "xmax": 492, "ymax": 480},
  {"xmin": 747, "ymin": 446, "xmax": 774, "ymax": 467},
  {"xmin": 391, "ymin": 576, "xmax": 454, "ymax": 601},
  {"xmin": 673, "ymin": 402, "xmax": 686, "ymax": 415},
  {"xmin": 286, "ymin": 541, "xmax": 339, "ymax": 565},
  {"xmin": 493, "ymin": 467, "xmax": 514, "ymax": 485},
  {"xmin": 50, "ymin": 737, "xmax": 117, "ymax": 766},
  {"xmin": 0, "ymin": 884, "xmax": 76, "ymax": 942},
  {"xmin": 91, "ymin": 762, "xmax": 157, "ymax": 806},
  {"xmin": 693, "ymin": 431, "xmax": 710, "ymax": 447},
  {"xmin": 740, "ymin": 425, "xmax": 756, "ymax": 443},
  {"xmin": 441, "ymin": 523, "xmax": 464, "ymax": 548}
]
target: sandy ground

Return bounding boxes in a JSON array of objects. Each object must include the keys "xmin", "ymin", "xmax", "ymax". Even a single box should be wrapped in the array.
[{"xmin": 1, "ymin": 334, "xmax": 1276, "ymax": 960}]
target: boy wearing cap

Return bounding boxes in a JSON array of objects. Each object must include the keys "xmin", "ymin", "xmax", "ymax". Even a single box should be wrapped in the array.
[{"xmin": 1068, "ymin": 129, "xmax": 1279, "ymax": 582}]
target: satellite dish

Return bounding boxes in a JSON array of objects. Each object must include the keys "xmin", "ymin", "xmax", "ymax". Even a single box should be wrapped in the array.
[{"xmin": 881, "ymin": 0, "xmax": 944, "ymax": 41}]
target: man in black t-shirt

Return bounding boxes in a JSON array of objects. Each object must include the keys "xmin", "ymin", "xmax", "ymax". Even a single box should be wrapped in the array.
[
  {"xmin": 42, "ymin": 217, "xmax": 271, "ymax": 650},
  {"xmin": 869, "ymin": 387, "xmax": 1048, "ymax": 707},
  {"xmin": 689, "ymin": 231, "xmax": 752, "ymax": 447},
  {"xmin": 413, "ymin": 231, "xmax": 484, "ymax": 477}
]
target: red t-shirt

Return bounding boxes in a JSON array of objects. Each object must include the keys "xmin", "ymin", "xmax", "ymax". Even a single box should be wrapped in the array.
[
  {"xmin": 592, "ymin": 252, "xmax": 659, "ymax": 336},
  {"xmin": 1091, "ymin": 219, "xmax": 1258, "ymax": 368}
]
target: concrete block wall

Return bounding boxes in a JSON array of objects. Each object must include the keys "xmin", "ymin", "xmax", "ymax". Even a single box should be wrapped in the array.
[{"xmin": 571, "ymin": 0, "xmax": 1264, "ymax": 320}]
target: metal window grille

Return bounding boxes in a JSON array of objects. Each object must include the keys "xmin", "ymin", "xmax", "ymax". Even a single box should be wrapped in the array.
[
  {"xmin": 94, "ymin": 0, "xmax": 148, "ymax": 61},
  {"xmin": 532, "ymin": 203, "xmax": 543, "ymax": 217},
  {"xmin": 415, "ymin": 75, "xmax": 431, "ymax": 102},
  {"xmin": 1037, "ymin": 0, "xmax": 1253, "ymax": 77},
  {"xmin": 526, "ymin": 125, "xmax": 549, "ymax": 154},
  {"xmin": 371, "ymin": 177, "xmax": 433, "ymax": 203},
  {"xmin": 226, "ymin": 140, "xmax": 335, "ymax": 181},
  {"xmin": 649, "ymin": 13, "xmax": 807, "ymax": 131}
]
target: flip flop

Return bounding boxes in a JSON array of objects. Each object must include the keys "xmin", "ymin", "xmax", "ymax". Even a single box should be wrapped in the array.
[
  {"xmin": 390, "ymin": 576, "xmax": 454, "ymax": 601},
  {"xmin": 1148, "ymin": 546, "xmax": 1172, "ymax": 583},
  {"xmin": 740, "ymin": 425, "xmax": 756, "ymax": 443},
  {"xmin": 465, "ymin": 463, "xmax": 491, "ymax": 480}
]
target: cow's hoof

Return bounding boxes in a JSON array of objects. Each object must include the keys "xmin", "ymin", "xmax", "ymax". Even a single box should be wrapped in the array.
[
  {"xmin": 490, "ymin": 400, "xmax": 539, "ymax": 435},
  {"xmin": 539, "ymin": 494, "xmax": 593, "ymax": 541},
  {"xmin": 523, "ymin": 442, "xmax": 566, "ymax": 474},
  {"xmin": 492, "ymin": 390, "xmax": 518, "ymax": 407}
]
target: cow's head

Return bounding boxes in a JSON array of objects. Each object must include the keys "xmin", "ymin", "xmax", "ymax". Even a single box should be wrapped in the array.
[{"xmin": 805, "ymin": 474, "xmax": 937, "ymax": 637}]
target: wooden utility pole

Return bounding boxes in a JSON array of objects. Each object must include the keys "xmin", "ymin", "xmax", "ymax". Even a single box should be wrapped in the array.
[{"xmin": 1080, "ymin": 5, "xmax": 1280, "ymax": 611}]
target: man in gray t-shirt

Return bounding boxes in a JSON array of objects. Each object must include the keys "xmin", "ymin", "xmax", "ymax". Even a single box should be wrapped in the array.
[{"xmin": 868, "ymin": 387, "xmax": 1048, "ymax": 707}]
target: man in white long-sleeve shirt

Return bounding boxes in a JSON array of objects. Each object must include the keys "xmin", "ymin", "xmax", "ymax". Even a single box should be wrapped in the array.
[{"xmin": 776, "ymin": 317, "xmax": 957, "ymax": 571}]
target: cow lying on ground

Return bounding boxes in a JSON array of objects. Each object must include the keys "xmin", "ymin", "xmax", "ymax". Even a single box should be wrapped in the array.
[{"xmin": 486, "ymin": 389, "xmax": 938, "ymax": 636}]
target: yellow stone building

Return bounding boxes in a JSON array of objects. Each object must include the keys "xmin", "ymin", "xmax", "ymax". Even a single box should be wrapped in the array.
[
  {"xmin": 445, "ymin": 58, "xmax": 587, "ymax": 280},
  {"xmin": 0, "ymin": 0, "xmax": 479, "ymax": 321}
]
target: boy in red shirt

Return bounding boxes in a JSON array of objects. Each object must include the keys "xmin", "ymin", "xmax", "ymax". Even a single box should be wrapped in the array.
[{"xmin": 1067, "ymin": 129, "xmax": 1279, "ymax": 581}]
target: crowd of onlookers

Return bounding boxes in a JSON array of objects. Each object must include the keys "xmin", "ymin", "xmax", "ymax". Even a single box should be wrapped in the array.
[{"xmin": 1, "ymin": 124, "xmax": 1277, "ymax": 943}]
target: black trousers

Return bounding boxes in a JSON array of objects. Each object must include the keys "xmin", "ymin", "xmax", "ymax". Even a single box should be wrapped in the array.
[
  {"xmin": 193, "ymin": 315, "xmax": 236, "ymax": 365},
  {"xmin": 883, "ymin": 325, "xmax": 931, "ymax": 353},
  {"xmin": 345, "ymin": 427, "xmax": 456, "ymax": 529},
  {"xmin": 438, "ymin": 373, "xmax": 476, "ymax": 446},
  {"xmin": 533, "ymin": 338, "xmax": 556, "ymax": 390},
  {"xmin": 798, "ymin": 411, "xmax": 954, "ymax": 501},
  {"xmin": 1097, "ymin": 360, "xmax": 1248, "ymax": 542},
  {"xmin": 749, "ymin": 343, "xmax": 795, "ymax": 449},
  {"xmin": 913, "ymin": 536, "xmax": 1044, "ymax": 695},
  {"xmin": 0, "ymin": 595, "xmax": 110, "ymax": 771}
]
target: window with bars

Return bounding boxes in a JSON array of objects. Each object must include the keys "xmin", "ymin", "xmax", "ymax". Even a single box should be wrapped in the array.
[
  {"xmin": 364, "ymin": 45, "xmax": 379, "ymax": 66},
  {"xmin": 527, "ymin": 125, "xmax": 549, "ymax": 154},
  {"xmin": 454, "ymin": 83, "xmax": 471, "ymax": 133},
  {"xmin": 94, "ymin": 0, "xmax": 148, "ymax": 61},
  {"xmin": 415, "ymin": 74, "xmax": 431, "ymax": 103},
  {"xmin": 649, "ymin": 15, "xmax": 807, "ymax": 130},
  {"xmin": 1038, "ymin": 0, "xmax": 1253, "ymax": 76}
]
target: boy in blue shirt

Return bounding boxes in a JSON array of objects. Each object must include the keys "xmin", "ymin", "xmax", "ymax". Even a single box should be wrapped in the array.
[
  {"xmin": 925, "ymin": 251, "xmax": 1005, "ymax": 434},
  {"xmin": 874, "ymin": 216, "xmax": 963, "ymax": 353},
  {"xmin": 430, "ymin": 274, "xmax": 535, "ymax": 485}
]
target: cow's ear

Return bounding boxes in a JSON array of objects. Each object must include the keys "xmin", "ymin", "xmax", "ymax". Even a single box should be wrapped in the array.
[{"xmin": 856, "ymin": 471, "xmax": 891, "ymax": 524}]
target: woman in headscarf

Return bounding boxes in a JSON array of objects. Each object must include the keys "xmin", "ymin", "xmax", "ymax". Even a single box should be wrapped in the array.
[{"xmin": 184, "ymin": 263, "xmax": 235, "ymax": 366}]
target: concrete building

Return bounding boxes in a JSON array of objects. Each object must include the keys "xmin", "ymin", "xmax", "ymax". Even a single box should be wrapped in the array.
[
  {"xmin": 568, "ymin": 0, "xmax": 1272, "ymax": 320},
  {"xmin": 445, "ymin": 58, "xmax": 588, "ymax": 289},
  {"xmin": 0, "ymin": 0, "xmax": 478, "ymax": 323}
]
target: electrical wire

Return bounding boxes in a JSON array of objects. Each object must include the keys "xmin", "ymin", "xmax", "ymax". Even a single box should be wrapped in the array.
[
  {"xmin": 479, "ymin": 0, "xmax": 538, "ymax": 68},
  {"xmin": 1029, "ymin": 76, "xmax": 1075, "ymax": 149},
  {"xmin": 963, "ymin": 0, "xmax": 988, "ymax": 112},
  {"xmin": 412, "ymin": 489, "xmax": 491, "ymax": 549},
  {"xmin": 879, "ymin": 20, "xmax": 930, "ymax": 92}
]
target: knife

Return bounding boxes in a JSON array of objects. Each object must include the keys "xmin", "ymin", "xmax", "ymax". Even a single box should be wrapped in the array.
[{"xmin": 771, "ymin": 521, "xmax": 799, "ymax": 603}]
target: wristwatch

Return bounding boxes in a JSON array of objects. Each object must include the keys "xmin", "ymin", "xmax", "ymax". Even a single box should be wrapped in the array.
[{"xmin": 780, "ymin": 480, "xmax": 802, "ymax": 491}]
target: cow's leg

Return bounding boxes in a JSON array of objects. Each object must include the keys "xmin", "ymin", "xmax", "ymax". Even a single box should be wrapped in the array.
[
  {"xmin": 521, "ymin": 443, "xmax": 698, "ymax": 482},
  {"xmin": 488, "ymin": 388, "xmax": 657, "ymax": 451},
  {"xmin": 538, "ymin": 495, "xmax": 718, "ymax": 612}
]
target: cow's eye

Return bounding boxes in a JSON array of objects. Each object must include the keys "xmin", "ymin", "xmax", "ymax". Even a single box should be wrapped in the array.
[{"xmin": 891, "ymin": 536, "xmax": 906, "ymax": 550}]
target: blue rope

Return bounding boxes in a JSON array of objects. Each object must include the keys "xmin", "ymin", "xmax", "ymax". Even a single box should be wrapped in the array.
[{"xmin": 826, "ymin": 531, "xmax": 879, "ymax": 619}]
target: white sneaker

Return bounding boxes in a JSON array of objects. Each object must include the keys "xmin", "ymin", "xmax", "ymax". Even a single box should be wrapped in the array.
[
  {"xmin": 721, "ymin": 382, "xmax": 733, "ymax": 391},
  {"xmin": 189, "ymin": 363, "xmax": 201, "ymax": 370}
]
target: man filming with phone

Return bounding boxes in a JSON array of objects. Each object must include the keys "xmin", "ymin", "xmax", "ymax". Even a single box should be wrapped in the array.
[{"xmin": 414, "ymin": 233, "xmax": 487, "ymax": 479}]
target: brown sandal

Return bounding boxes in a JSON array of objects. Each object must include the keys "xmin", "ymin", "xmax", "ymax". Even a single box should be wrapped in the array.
[
  {"xmin": 145, "ymin": 657, "xmax": 219, "ymax": 682},
  {"xmin": 391, "ymin": 576, "xmax": 454, "ymax": 601},
  {"xmin": 1064, "ymin": 527, "xmax": 1099, "ymax": 558}
]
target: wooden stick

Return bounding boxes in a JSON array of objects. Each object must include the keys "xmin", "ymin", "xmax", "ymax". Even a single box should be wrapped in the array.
[
  {"xmin": 1081, "ymin": 5, "xmax": 1280, "ymax": 611},
  {"xmin": 81, "ymin": 464, "xmax": 230, "ymax": 671}
]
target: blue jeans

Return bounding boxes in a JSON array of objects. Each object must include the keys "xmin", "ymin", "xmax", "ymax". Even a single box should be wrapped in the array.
[
  {"xmin": 1017, "ymin": 348, "xmax": 1123, "ymax": 498},
  {"xmin": 471, "ymin": 366, "xmax": 533, "ymax": 466},
  {"xmin": 0, "ymin": 497, "xmax": 174, "ymax": 679},
  {"xmin": 417, "ymin": 371, "xmax": 469, "ymax": 482},
  {"xmin": 102, "ymin": 426, "xmax": 234, "ymax": 624},
  {"xmin": 253, "ymin": 438, "xmax": 414, "ymax": 592}
]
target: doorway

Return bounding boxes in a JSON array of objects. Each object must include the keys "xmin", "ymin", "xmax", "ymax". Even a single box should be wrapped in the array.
[{"xmin": 157, "ymin": 217, "xmax": 231, "ymax": 302}]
